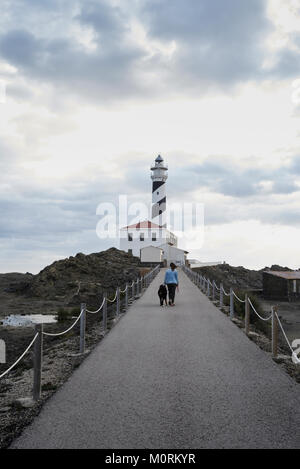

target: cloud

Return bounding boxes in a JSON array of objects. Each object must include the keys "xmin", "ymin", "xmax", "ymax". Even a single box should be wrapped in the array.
[
  {"xmin": 1, "ymin": 0, "xmax": 299, "ymax": 105},
  {"xmin": 270, "ymin": 48, "xmax": 300, "ymax": 78},
  {"xmin": 139, "ymin": 0, "xmax": 272, "ymax": 87},
  {"xmin": 169, "ymin": 154, "xmax": 300, "ymax": 199},
  {"xmin": 0, "ymin": 1, "xmax": 147, "ymax": 104},
  {"xmin": 0, "ymin": 30, "xmax": 41, "ymax": 68},
  {"xmin": 290, "ymin": 154, "xmax": 300, "ymax": 173}
]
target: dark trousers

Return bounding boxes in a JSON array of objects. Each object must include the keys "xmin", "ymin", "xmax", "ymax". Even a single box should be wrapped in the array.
[{"xmin": 167, "ymin": 284, "xmax": 177, "ymax": 304}]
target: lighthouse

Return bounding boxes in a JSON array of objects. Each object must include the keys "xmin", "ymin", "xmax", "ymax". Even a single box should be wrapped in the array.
[
  {"xmin": 120, "ymin": 155, "xmax": 189, "ymax": 264},
  {"xmin": 151, "ymin": 155, "xmax": 168, "ymax": 228}
]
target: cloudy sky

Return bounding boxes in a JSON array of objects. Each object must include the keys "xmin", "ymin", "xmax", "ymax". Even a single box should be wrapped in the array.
[{"xmin": 1, "ymin": 0, "xmax": 300, "ymax": 273}]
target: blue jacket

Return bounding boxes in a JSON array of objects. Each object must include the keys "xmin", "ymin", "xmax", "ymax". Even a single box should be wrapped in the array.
[{"xmin": 164, "ymin": 269, "xmax": 178, "ymax": 285}]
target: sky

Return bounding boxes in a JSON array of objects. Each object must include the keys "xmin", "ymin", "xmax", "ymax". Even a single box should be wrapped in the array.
[{"xmin": 1, "ymin": 0, "xmax": 300, "ymax": 273}]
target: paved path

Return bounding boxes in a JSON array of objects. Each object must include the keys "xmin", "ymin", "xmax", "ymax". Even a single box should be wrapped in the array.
[{"xmin": 12, "ymin": 269, "xmax": 300, "ymax": 449}]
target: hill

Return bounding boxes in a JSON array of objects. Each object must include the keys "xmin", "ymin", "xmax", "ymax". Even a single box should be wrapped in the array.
[
  {"xmin": 193, "ymin": 263, "xmax": 298, "ymax": 292},
  {"xmin": 0, "ymin": 248, "xmax": 144, "ymax": 315}
]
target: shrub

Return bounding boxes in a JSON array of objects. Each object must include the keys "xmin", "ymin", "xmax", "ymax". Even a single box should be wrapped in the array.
[
  {"xmin": 56, "ymin": 307, "xmax": 72, "ymax": 322},
  {"xmin": 223, "ymin": 289, "xmax": 271, "ymax": 337}
]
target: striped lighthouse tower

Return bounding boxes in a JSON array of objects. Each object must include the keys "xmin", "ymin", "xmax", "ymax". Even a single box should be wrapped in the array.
[{"xmin": 151, "ymin": 155, "xmax": 168, "ymax": 228}]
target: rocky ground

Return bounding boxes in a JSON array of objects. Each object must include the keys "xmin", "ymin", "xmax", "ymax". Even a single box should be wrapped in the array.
[
  {"xmin": 0, "ymin": 248, "xmax": 149, "ymax": 448},
  {"xmin": 194, "ymin": 263, "xmax": 300, "ymax": 343},
  {"xmin": 193, "ymin": 263, "xmax": 297, "ymax": 292}
]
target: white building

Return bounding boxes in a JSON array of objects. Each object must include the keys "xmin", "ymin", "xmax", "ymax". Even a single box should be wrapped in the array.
[
  {"xmin": 120, "ymin": 220, "xmax": 177, "ymax": 258},
  {"xmin": 159, "ymin": 243, "xmax": 188, "ymax": 266},
  {"xmin": 120, "ymin": 155, "xmax": 187, "ymax": 264},
  {"xmin": 140, "ymin": 245, "xmax": 164, "ymax": 264}
]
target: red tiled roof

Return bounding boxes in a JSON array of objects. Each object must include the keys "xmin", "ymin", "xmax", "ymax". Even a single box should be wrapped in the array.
[{"xmin": 122, "ymin": 220, "xmax": 162, "ymax": 230}]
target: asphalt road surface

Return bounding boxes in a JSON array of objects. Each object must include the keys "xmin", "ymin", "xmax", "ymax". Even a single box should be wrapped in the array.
[{"xmin": 11, "ymin": 269, "xmax": 300, "ymax": 448}]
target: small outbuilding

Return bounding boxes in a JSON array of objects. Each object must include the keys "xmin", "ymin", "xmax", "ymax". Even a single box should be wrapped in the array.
[
  {"xmin": 263, "ymin": 271, "xmax": 300, "ymax": 302},
  {"xmin": 159, "ymin": 243, "xmax": 189, "ymax": 267},
  {"xmin": 140, "ymin": 246, "xmax": 164, "ymax": 266}
]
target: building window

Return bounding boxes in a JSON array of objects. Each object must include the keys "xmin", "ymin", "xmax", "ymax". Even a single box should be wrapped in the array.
[
  {"xmin": 140, "ymin": 233, "xmax": 144, "ymax": 241},
  {"xmin": 152, "ymin": 232, "xmax": 157, "ymax": 241},
  {"xmin": 293, "ymin": 280, "xmax": 297, "ymax": 293},
  {"xmin": 128, "ymin": 249, "xmax": 133, "ymax": 255},
  {"xmin": 128, "ymin": 233, "xmax": 133, "ymax": 242}
]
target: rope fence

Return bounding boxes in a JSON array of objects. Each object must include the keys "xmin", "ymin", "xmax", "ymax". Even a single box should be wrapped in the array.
[
  {"xmin": 248, "ymin": 298, "xmax": 272, "ymax": 322},
  {"xmin": 233, "ymin": 291, "xmax": 246, "ymax": 303},
  {"xmin": 42, "ymin": 310, "xmax": 83, "ymax": 337},
  {"xmin": 86, "ymin": 297, "xmax": 106, "ymax": 315},
  {"xmin": 0, "ymin": 333, "xmax": 39, "ymax": 380},
  {"xmin": 107, "ymin": 291, "xmax": 118, "ymax": 303},
  {"xmin": 182, "ymin": 265, "xmax": 298, "ymax": 364},
  {"xmin": 0, "ymin": 264, "xmax": 161, "ymax": 401}
]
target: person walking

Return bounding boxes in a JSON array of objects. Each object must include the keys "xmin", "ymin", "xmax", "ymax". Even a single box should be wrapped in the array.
[{"xmin": 164, "ymin": 263, "xmax": 179, "ymax": 306}]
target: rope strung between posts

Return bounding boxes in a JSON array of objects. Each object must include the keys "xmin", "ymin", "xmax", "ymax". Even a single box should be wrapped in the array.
[
  {"xmin": 248, "ymin": 298, "xmax": 272, "ymax": 322},
  {"xmin": 0, "ymin": 333, "xmax": 39, "ymax": 379},
  {"xmin": 232, "ymin": 291, "xmax": 246, "ymax": 303},
  {"xmin": 213, "ymin": 281, "xmax": 220, "ymax": 291},
  {"xmin": 42, "ymin": 310, "xmax": 83, "ymax": 337},
  {"xmin": 107, "ymin": 290, "xmax": 118, "ymax": 303},
  {"xmin": 221, "ymin": 285, "xmax": 230, "ymax": 296},
  {"xmin": 120, "ymin": 285, "xmax": 128, "ymax": 294},
  {"xmin": 86, "ymin": 297, "xmax": 106, "ymax": 314},
  {"xmin": 275, "ymin": 311, "xmax": 294, "ymax": 354}
]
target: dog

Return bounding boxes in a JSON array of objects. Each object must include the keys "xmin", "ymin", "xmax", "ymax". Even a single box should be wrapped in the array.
[{"xmin": 158, "ymin": 284, "xmax": 168, "ymax": 306}]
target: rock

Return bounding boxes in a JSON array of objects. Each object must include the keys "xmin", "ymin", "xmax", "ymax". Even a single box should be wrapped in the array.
[
  {"xmin": 231, "ymin": 318, "xmax": 244, "ymax": 328},
  {"xmin": 12, "ymin": 397, "xmax": 36, "ymax": 409},
  {"xmin": 67, "ymin": 350, "xmax": 90, "ymax": 358},
  {"xmin": 231, "ymin": 318, "xmax": 242, "ymax": 324},
  {"xmin": 0, "ymin": 407, "xmax": 11, "ymax": 413},
  {"xmin": 248, "ymin": 331, "xmax": 261, "ymax": 338},
  {"xmin": 194, "ymin": 263, "xmax": 263, "ymax": 291},
  {"xmin": 272, "ymin": 354, "xmax": 292, "ymax": 364}
]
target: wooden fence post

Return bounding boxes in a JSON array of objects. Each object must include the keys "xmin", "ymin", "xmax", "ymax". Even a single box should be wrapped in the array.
[
  {"xmin": 230, "ymin": 288, "xmax": 234, "ymax": 319},
  {"xmin": 125, "ymin": 283, "xmax": 128, "ymax": 310},
  {"xmin": 33, "ymin": 324, "xmax": 43, "ymax": 401},
  {"xmin": 245, "ymin": 294, "xmax": 250, "ymax": 336},
  {"xmin": 103, "ymin": 293, "xmax": 107, "ymax": 332},
  {"xmin": 272, "ymin": 306, "xmax": 279, "ymax": 358},
  {"xmin": 220, "ymin": 283, "xmax": 224, "ymax": 308},
  {"xmin": 80, "ymin": 303, "xmax": 86, "ymax": 354},
  {"xmin": 116, "ymin": 287, "xmax": 120, "ymax": 316}
]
